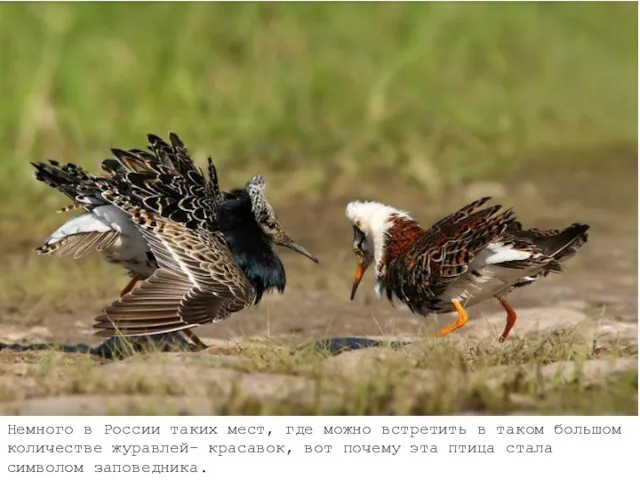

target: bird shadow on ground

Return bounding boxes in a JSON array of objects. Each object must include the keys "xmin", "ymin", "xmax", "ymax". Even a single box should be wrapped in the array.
[
  {"xmin": 0, "ymin": 334, "xmax": 412, "ymax": 360},
  {"xmin": 0, "ymin": 334, "xmax": 194, "ymax": 360}
]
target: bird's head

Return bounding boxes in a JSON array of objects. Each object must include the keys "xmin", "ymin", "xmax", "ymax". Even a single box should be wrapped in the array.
[
  {"xmin": 345, "ymin": 200, "xmax": 409, "ymax": 300},
  {"xmin": 245, "ymin": 175, "xmax": 319, "ymax": 264}
]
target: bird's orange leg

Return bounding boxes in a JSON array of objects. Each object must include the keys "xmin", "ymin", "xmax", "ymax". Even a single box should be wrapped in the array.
[
  {"xmin": 120, "ymin": 274, "xmax": 141, "ymax": 297},
  {"xmin": 433, "ymin": 300, "xmax": 469, "ymax": 338},
  {"xmin": 498, "ymin": 297, "xmax": 517, "ymax": 343}
]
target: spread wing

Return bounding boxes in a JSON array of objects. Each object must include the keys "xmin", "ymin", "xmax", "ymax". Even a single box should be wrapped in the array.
[
  {"xmin": 100, "ymin": 132, "xmax": 222, "ymax": 232},
  {"xmin": 93, "ymin": 196, "xmax": 255, "ymax": 337},
  {"xmin": 385, "ymin": 197, "xmax": 516, "ymax": 310}
]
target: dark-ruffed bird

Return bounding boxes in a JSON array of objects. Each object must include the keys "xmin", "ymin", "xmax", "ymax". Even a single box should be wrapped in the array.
[
  {"xmin": 32, "ymin": 133, "xmax": 319, "ymax": 348},
  {"xmin": 345, "ymin": 197, "xmax": 589, "ymax": 342}
]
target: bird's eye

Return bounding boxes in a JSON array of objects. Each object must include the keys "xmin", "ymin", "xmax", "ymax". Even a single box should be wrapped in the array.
[{"xmin": 266, "ymin": 222, "xmax": 276, "ymax": 230}]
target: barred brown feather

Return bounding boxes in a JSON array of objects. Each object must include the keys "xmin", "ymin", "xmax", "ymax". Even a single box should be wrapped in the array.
[
  {"xmin": 383, "ymin": 199, "xmax": 517, "ymax": 313},
  {"xmin": 35, "ymin": 231, "xmax": 120, "ymax": 259},
  {"xmin": 102, "ymin": 133, "xmax": 220, "ymax": 232},
  {"xmin": 93, "ymin": 206, "xmax": 256, "ymax": 337}
]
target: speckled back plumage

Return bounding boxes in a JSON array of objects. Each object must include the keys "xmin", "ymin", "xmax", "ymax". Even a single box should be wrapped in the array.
[
  {"xmin": 101, "ymin": 133, "xmax": 222, "ymax": 233},
  {"xmin": 31, "ymin": 159, "xmax": 101, "ymax": 205},
  {"xmin": 382, "ymin": 197, "xmax": 519, "ymax": 314}
]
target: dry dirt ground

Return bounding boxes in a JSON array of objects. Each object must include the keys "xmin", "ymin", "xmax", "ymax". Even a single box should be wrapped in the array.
[{"xmin": 0, "ymin": 160, "xmax": 637, "ymax": 415}]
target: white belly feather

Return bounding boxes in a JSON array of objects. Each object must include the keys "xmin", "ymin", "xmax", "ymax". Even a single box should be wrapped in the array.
[
  {"xmin": 440, "ymin": 242, "xmax": 543, "ymax": 306},
  {"xmin": 91, "ymin": 206, "xmax": 149, "ymax": 260}
]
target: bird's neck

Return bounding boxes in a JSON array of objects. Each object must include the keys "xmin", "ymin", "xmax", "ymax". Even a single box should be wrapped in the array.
[
  {"xmin": 219, "ymin": 191, "xmax": 286, "ymax": 304},
  {"xmin": 378, "ymin": 214, "xmax": 424, "ymax": 274}
]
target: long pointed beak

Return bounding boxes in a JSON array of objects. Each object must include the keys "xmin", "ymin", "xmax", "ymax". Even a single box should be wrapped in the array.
[
  {"xmin": 278, "ymin": 236, "xmax": 319, "ymax": 263},
  {"xmin": 350, "ymin": 261, "xmax": 369, "ymax": 300}
]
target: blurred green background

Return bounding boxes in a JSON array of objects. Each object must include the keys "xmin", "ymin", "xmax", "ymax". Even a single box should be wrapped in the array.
[{"xmin": 0, "ymin": 1, "xmax": 637, "ymax": 221}]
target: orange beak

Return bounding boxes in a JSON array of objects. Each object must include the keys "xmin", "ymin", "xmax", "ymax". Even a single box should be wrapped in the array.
[{"xmin": 350, "ymin": 261, "xmax": 369, "ymax": 300}]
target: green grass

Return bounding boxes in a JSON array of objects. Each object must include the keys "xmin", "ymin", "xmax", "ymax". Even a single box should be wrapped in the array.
[{"xmin": 0, "ymin": 2, "xmax": 636, "ymax": 216}]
